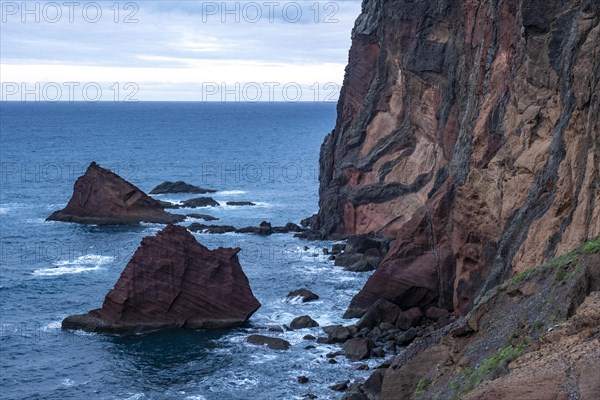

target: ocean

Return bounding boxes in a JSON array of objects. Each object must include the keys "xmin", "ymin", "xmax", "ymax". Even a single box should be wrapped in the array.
[{"xmin": 0, "ymin": 102, "xmax": 374, "ymax": 400}]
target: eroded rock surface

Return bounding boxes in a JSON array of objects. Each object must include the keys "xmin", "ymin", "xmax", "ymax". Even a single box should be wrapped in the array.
[
  {"xmin": 62, "ymin": 225, "xmax": 261, "ymax": 333},
  {"xmin": 48, "ymin": 162, "xmax": 184, "ymax": 225},
  {"xmin": 317, "ymin": 0, "xmax": 600, "ymax": 317}
]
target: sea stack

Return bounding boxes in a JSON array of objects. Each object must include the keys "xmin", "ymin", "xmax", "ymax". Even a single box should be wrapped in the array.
[
  {"xmin": 47, "ymin": 162, "xmax": 185, "ymax": 225},
  {"xmin": 62, "ymin": 225, "xmax": 261, "ymax": 333}
]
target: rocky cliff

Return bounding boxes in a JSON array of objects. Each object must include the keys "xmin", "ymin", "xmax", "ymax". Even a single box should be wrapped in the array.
[
  {"xmin": 48, "ymin": 162, "xmax": 184, "ymax": 225},
  {"xmin": 318, "ymin": 0, "xmax": 600, "ymax": 316},
  {"xmin": 62, "ymin": 225, "xmax": 261, "ymax": 333}
]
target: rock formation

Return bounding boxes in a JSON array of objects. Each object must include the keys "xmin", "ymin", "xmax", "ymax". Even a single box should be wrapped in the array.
[
  {"xmin": 317, "ymin": 0, "xmax": 600, "ymax": 317},
  {"xmin": 62, "ymin": 225, "xmax": 261, "ymax": 333},
  {"xmin": 149, "ymin": 180, "xmax": 216, "ymax": 194},
  {"xmin": 47, "ymin": 162, "xmax": 184, "ymax": 225}
]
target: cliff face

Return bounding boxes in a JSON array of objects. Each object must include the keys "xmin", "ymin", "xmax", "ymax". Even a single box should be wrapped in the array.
[{"xmin": 318, "ymin": 0, "xmax": 600, "ymax": 316}]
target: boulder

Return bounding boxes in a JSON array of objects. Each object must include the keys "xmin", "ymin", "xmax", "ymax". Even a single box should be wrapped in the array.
[
  {"xmin": 290, "ymin": 315, "xmax": 319, "ymax": 330},
  {"xmin": 187, "ymin": 223, "xmax": 236, "ymax": 234},
  {"xmin": 345, "ymin": 257, "xmax": 377, "ymax": 272},
  {"xmin": 335, "ymin": 253, "xmax": 364, "ymax": 268},
  {"xmin": 181, "ymin": 197, "xmax": 220, "ymax": 208},
  {"xmin": 395, "ymin": 307, "xmax": 424, "ymax": 330},
  {"xmin": 62, "ymin": 225, "xmax": 260, "ymax": 333},
  {"xmin": 149, "ymin": 181, "xmax": 216, "ymax": 195},
  {"xmin": 47, "ymin": 162, "xmax": 184, "ymax": 225},
  {"xmin": 346, "ymin": 235, "xmax": 382, "ymax": 254},
  {"xmin": 323, "ymin": 325, "xmax": 352, "ymax": 343},
  {"xmin": 344, "ymin": 338, "xmax": 374, "ymax": 360},
  {"xmin": 287, "ymin": 289, "xmax": 319, "ymax": 303},
  {"xmin": 355, "ymin": 299, "xmax": 402, "ymax": 330},
  {"xmin": 246, "ymin": 335, "xmax": 290, "ymax": 350},
  {"xmin": 330, "ymin": 381, "xmax": 350, "ymax": 391}
]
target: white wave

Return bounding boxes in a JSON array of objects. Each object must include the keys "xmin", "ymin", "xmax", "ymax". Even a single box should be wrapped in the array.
[
  {"xmin": 185, "ymin": 396, "xmax": 207, "ymax": 400},
  {"xmin": 61, "ymin": 378, "xmax": 75, "ymax": 387},
  {"xmin": 54, "ymin": 254, "xmax": 114, "ymax": 266},
  {"xmin": 217, "ymin": 190, "xmax": 246, "ymax": 195},
  {"xmin": 42, "ymin": 320, "xmax": 62, "ymax": 331},
  {"xmin": 33, "ymin": 265, "xmax": 101, "ymax": 276},
  {"xmin": 0, "ymin": 207, "xmax": 9, "ymax": 214},
  {"xmin": 122, "ymin": 394, "xmax": 145, "ymax": 400},
  {"xmin": 33, "ymin": 254, "xmax": 113, "ymax": 276}
]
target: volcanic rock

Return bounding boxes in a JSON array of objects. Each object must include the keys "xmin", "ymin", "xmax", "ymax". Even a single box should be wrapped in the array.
[
  {"xmin": 226, "ymin": 201, "xmax": 256, "ymax": 206},
  {"xmin": 62, "ymin": 225, "xmax": 260, "ymax": 333},
  {"xmin": 344, "ymin": 338, "xmax": 373, "ymax": 360},
  {"xmin": 290, "ymin": 315, "xmax": 319, "ymax": 330},
  {"xmin": 316, "ymin": 0, "xmax": 600, "ymax": 319},
  {"xmin": 181, "ymin": 197, "xmax": 220, "ymax": 208},
  {"xmin": 47, "ymin": 162, "xmax": 184, "ymax": 225},
  {"xmin": 323, "ymin": 325, "xmax": 352, "ymax": 343},
  {"xmin": 186, "ymin": 213, "xmax": 219, "ymax": 221},
  {"xmin": 149, "ymin": 181, "xmax": 216, "ymax": 195},
  {"xmin": 246, "ymin": 335, "xmax": 291, "ymax": 351},
  {"xmin": 287, "ymin": 289, "xmax": 319, "ymax": 303}
]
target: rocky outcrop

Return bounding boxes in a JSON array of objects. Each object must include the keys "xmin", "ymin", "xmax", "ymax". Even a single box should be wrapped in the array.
[
  {"xmin": 47, "ymin": 162, "xmax": 184, "ymax": 225},
  {"xmin": 317, "ymin": 0, "xmax": 600, "ymax": 317},
  {"xmin": 62, "ymin": 225, "xmax": 261, "ymax": 333},
  {"xmin": 374, "ymin": 238, "xmax": 600, "ymax": 400},
  {"xmin": 149, "ymin": 180, "xmax": 216, "ymax": 194},
  {"xmin": 187, "ymin": 221, "xmax": 305, "ymax": 235}
]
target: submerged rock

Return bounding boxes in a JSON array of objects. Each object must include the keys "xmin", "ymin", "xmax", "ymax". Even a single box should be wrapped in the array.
[
  {"xmin": 226, "ymin": 201, "xmax": 256, "ymax": 206},
  {"xmin": 47, "ymin": 162, "xmax": 184, "ymax": 225},
  {"xmin": 185, "ymin": 213, "xmax": 219, "ymax": 221},
  {"xmin": 149, "ymin": 181, "xmax": 216, "ymax": 195},
  {"xmin": 62, "ymin": 225, "xmax": 260, "ymax": 333}
]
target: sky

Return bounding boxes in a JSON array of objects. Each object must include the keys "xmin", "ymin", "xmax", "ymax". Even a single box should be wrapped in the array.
[{"xmin": 0, "ymin": 1, "xmax": 363, "ymax": 101}]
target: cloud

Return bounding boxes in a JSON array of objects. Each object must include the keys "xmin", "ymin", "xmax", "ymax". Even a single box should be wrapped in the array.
[{"xmin": 0, "ymin": 1, "xmax": 362, "ymax": 100}]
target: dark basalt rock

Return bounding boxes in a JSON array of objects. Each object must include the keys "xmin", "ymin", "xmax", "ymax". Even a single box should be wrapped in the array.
[
  {"xmin": 187, "ymin": 223, "xmax": 236, "ymax": 234},
  {"xmin": 246, "ymin": 335, "xmax": 291, "ymax": 351},
  {"xmin": 290, "ymin": 315, "xmax": 319, "ymax": 330},
  {"xmin": 226, "ymin": 201, "xmax": 256, "ymax": 206},
  {"xmin": 188, "ymin": 221, "xmax": 306, "ymax": 235},
  {"xmin": 185, "ymin": 213, "xmax": 219, "ymax": 221},
  {"xmin": 344, "ymin": 338, "xmax": 373, "ymax": 360},
  {"xmin": 181, "ymin": 197, "xmax": 220, "ymax": 208},
  {"xmin": 287, "ymin": 289, "xmax": 319, "ymax": 303},
  {"xmin": 149, "ymin": 181, "xmax": 216, "ymax": 195},
  {"xmin": 323, "ymin": 325, "xmax": 352, "ymax": 343},
  {"xmin": 47, "ymin": 162, "xmax": 184, "ymax": 225},
  {"xmin": 62, "ymin": 225, "xmax": 260, "ymax": 333}
]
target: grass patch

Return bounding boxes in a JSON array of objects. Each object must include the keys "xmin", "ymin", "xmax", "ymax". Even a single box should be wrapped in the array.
[
  {"xmin": 413, "ymin": 377, "xmax": 432, "ymax": 398},
  {"xmin": 581, "ymin": 236, "xmax": 600, "ymax": 254},
  {"xmin": 451, "ymin": 338, "xmax": 530, "ymax": 398}
]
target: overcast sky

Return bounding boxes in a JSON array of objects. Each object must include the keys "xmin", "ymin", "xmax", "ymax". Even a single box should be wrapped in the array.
[{"xmin": 0, "ymin": 1, "xmax": 362, "ymax": 101}]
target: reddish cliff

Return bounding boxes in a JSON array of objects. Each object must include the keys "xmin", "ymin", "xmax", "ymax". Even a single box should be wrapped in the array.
[
  {"xmin": 47, "ymin": 162, "xmax": 184, "ymax": 225},
  {"xmin": 318, "ymin": 0, "xmax": 600, "ymax": 316},
  {"xmin": 62, "ymin": 225, "xmax": 261, "ymax": 333}
]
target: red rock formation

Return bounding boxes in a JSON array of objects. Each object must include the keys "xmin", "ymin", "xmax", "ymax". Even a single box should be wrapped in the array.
[
  {"xmin": 47, "ymin": 162, "xmax": 184, "ymax": 225},
  {"xmin": 318, "ymin": 0, "xmax": 600, "ymax": 316},
  {"xmin": 62, "ymin": 225, "xmax": 261, "ymax": 333}
]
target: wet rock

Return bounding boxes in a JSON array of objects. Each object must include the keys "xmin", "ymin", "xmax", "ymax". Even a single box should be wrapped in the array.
[
  {"xmin": 345, "ymin": 256, "xmax": 377, "ymax": 272},
  {"xmin": 290, "ymin": 315, "xmax": 319, "ymax": 330},
  {"xmin": 342, "ymin": 382, "xmax": 368, "ymax": 400},
  {"xmin": 344, "ymin": 338, "xmax": 374, "ymax": 360},
  {"xmin": 149, "ymin": 181, "xmax": 216, "ymax": 195},
  {"xmin": 47, "ymin": 162, "xmax": 184, "ymax": 225},
  {"xmin": 226, "ymin": 201, "xmax": 255, "ymax": 206},
  {"xmin": 181, "ymin": 197, "xmax": 220, "ymax": 208},
  {"xmin": 346, "ymin": 235, "xmax": 382, "ymax": 254},
  {"xmin": 323, "ymin": 325, "xmax": 352, "ymax": 343},
  {"xmin": 303, "ymin": 334, "xmax": 316, "ymax": 341},
  {"xmin": 187, "ymin": 223, "xmax": 236, "ymax": 234},
  {"xmin": 268, "ymin": 326, "xmax": 284, "ymax": 333},
  {"xmin": 185, "ymin": 213, "xmax": 219, "ymax": 221},
  {"xmin": 334, "ymin": 253, "xmax": 364, "ymax": 268},
  {"xmin": 330, "ymin": 381, "xmax": 350, "ymax": 392},
  {"xmin": 297, "ymin": 376, "xmax": 309, "ymax": 384},
  {"xmin": 246, "ymin": 335, "xmax": 290, "ymax": 351},
  {"xmin": 332, "ymin": 243, "xmax": 346, "ymax": 254},
  {"xmin": 62, "ymin": 225, "xmax": 260, "ymax": 333},
  {"xmin": 287, "ymin": 289, "xmax": 319, "ymax": 303},
  {"xmin": 328, "ymin": 359, "xmax": 338, "ymax": 364},
  {"xmin": 355, "ymin": 363, "xmax": 369, "ymax": 371}
]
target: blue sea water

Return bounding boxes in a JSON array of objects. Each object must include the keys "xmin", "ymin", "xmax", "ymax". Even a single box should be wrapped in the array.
[{"xmin": 0, "ymin": 102, "xmax": 374, "ymax": 400}]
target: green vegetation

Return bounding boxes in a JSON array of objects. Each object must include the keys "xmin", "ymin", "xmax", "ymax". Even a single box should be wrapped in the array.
[
  {"xmin": 450, "ymin": 338, "xmax": 530, "ymax": 399},
  {"xmin": 413, "ymin": 377, "xmax": 432, "ymax": 398},
  {"xmin": 581, "ymin": 236, "xmax": 600, "ymax": 254}
]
